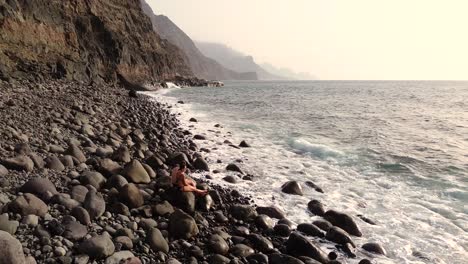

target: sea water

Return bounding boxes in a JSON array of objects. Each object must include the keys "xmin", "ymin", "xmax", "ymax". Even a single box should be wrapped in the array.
[{"xmin": 146, "ymin": 81, "xmax": 468, "ymax": 264}]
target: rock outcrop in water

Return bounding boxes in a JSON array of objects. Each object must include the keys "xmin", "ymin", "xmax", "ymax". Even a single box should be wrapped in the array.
[{"xmin": 0, "ymin": 0, "xmax": 192, "ymax": 84}]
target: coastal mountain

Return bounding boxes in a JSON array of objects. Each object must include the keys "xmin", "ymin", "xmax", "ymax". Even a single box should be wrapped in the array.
[
  {"xmin": 195, "ymin": 42, "xmax": 286, "ymax": 80},
  {"xmin": 139, "ymin": 1, "xmax": 257, "ymax": 81},
  {"xmin": 261, "ymin": 63, "xmax": 318, "ymax": 80},
  {"xmin": 0, "ymin": 0, "xmax": 192, "ymax": 84}
]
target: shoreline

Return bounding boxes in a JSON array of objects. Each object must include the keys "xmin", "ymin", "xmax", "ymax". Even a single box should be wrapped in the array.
[{"xmin": 0, "ymin": 79, "xmax": 379, "ymax": 264}]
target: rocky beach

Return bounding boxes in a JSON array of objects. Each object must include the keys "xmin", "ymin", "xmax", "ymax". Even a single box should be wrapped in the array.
[{"xmin": 0, "ymin": 77, "xmax": 386, "ymax": 264}]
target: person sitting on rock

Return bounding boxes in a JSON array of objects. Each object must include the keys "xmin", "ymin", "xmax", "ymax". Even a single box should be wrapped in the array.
[{"xmin": 171, "ymin": 161, "xmax": 208, "ymax": 195}]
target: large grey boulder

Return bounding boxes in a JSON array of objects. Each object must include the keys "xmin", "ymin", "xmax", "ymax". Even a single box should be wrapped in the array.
[
  {"xmin": 148, "ymin": 228, "xmax": 169, "ymax": 254},
  {"xmin": 20, "ymin": 178, "xmax": 58, "ymax": 202},
  {"xmin": 1, "ymin": 155, "xmax": 34, "ymax": 172},
  {"xmin": 83, "ymin": 190, "xmax": 105, "ymax": 219},
  {"xmin": 9, "ymin": 193, "xmax": 48, "ymax": 217},
  {"xmin": 79, "ymin": 233, "xmax": 115, "ymax": 259},
  {"xmin": 123, "ymin": 160, "xmax": 151, "ymax": 184},
  {"xmin": 169, "ymin": 209, "xmax": 199, "ymax": 239},
  {"xmin": 0, "ymin": 230, "xmax": 26, "ymax": 264}
]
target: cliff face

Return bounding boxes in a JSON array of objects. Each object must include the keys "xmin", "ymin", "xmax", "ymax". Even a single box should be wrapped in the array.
[
  {"xmin": 0, "ymin": 0, "xmax": 192, "ymax": 84},
  {"xmin": 140, "ymin": 1, "xmax": 257, "ymax": 81}
]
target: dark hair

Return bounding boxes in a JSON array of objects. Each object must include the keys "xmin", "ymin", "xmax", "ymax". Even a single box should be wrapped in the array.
[{"xmin": 179, "ymin": 161, "xmax": 187, "ymax": 169}]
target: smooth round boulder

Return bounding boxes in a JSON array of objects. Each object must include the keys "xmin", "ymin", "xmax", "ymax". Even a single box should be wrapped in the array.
[
  {"xmin": 63, "ymin": 221, "xmax": 88, "ymax": 241},
  {"xmin": 193, "ymin": 157, "xmax": 209, "ymax": 171},
  {"xmin": 229, "ymin": 244, "xmax": 254, "ymax": 258},
  {"xmin": 123, "ymin": 160, "xmax": 151, "ymax": 184},
  {"xmin": 120, "ymin": 183, "xmax": 144, "ymax": 208},
  {"xmin": 230, "ymin": 204, "xmax": 257, "ymax": 221},
  {"xmin": 20, "ymin": 178, "xmax": 58, "ymax": 202},
  {"xmin": 255, "ymin": 214, "xmax": 274, "ymax": 230},
  {"xmin": 79, "ymin": 233, "xmax": 115, "ymax": 259},
  {"xmin": 222, "ymin": 175, "xmax": 238, "ymax": 183},
  {"xmin": 65, "ymin": 144, "xmax": 87, "ymax": 163},
  {"xmin": 313, "ymin": 220, "xmax": 332, "ymax": 232},
  {"xmin": 45, "ymin": 156, "xmax": 65, "ymax": 171},
  {"xmin": 0, "ymin": 230, "xmax": 27, "ymax": 264},
  {"xmin": 226, "ymin": 163, "xmax": 243, "ymax": 174},
  {"xmin": 1, "ymin": 155, "xmax": 34, "ymax": 172},
  {"xmin": 325, "ymin": 226, "xmax": 355, "ymax": 246},
  {"xmin": 281, "ymin": 181, "xmax": 303, "ymax": 195},
  {"xmin": 247, "ymin": 234, "xmax": 273, "ymax": 253},
  {"xmin": 169, "ymin": 209, "xmax": 199, "ymax": 239},
  {"xmin": 307, "ymin": 200, "xmax": 325, "ymax": 216},
  {"xmin": 297, "ymin": 223, "xmax": 324, "ymax": 238},
  {"xmin": 8, "ymin": 193, "xmax": 48, "ymax": 217},
  {"xmin": 269, "ymin": 253, "xmax": 305, "ymax": 264},
  {"xmin": 324, "ymin": 210, "xmax": 362, "ymax": 237},
  {"xmin": 153, "ymin": 201, "xmax": 175, "ymax": 216},
  {"xmin": 148, "ymin": 228, "xmax": 169, "ymax": 254},
  {"xmin": 80, "ymin": 171, "xmax": 106, "ymax": 190},
  {"xmin": 83, "ymin": 190, "xmax": 106, "ymax": 219},
  {"xmin": 362, "ymin": 242, "xmax": 386, "ymax": 255},
  {"xmin": 208, "ymin": 234, "xmax": 229, "ymax": 255},
  {"xmin": 105, "ymin": 251, "xmax": 135, "ymax": 264},
  {"xmin": 256, "ymin": 206, "xmax": 285, "ymax": 219},
  {"xmin": 286, "ymin": 232, "xmax": 329, "ymax": 263},
  {"xmin": 71, "ymin": 185, "xmax": 89, "ymax": 203},
  {"xmin": 274, "ymin": 224, "xmax": 291, "ymax": 237},
  {"xmin": 239, "ymin": 140, "xmax": 251, "ymax": 148}
]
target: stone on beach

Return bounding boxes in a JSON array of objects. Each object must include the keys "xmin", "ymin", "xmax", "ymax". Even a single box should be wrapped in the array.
[
  {"xmin": 8, "ymin": 193, "xmax": 48, "ymax": 217},
  {"xmin": 20, "ymin": 178, "xmax": 58, "ymax": 202},
  {"xmin": 1, "ymin": 155, "xmax": 34, "ymax": 172},
  {"xmin": 124, "ymin": 160, "xmax": 151, "ymax": 183},
  {"xmin": 79, "ymin": 233, "xmax": 115, "ymax": 259},
  {"xmin": 169, "ymin": 209, "xmax": 199, "ymax": 239},
  {"xmin": 0, "ymin": 230, "xmax": 26, "ymax": 264},
  {"xmin": 324, "ymin": 210, "xmax": 362, "ymax": 237},
  {"xmin": 281, "ymin": 181, "xmax": 303, "ymax": 195}
]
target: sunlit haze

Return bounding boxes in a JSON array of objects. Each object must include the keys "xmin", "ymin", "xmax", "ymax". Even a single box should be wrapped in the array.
[{"xmin": 147, "ymin": 0, "xmax": 468, "ymax": 80}]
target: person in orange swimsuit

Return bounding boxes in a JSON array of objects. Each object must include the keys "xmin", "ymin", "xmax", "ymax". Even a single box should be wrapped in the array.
[{"xmin": 171, "ymin": 161, "xmax": 208, "ymax": 195}]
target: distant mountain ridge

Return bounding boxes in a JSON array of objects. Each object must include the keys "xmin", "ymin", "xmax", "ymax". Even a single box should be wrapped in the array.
[
  {"xmin": 195, "ymin": 42, "xmax": 286, "ymax": 80},
  {"xmin": 140, "ymin": 1, "xmax": 257, "ymax": 81}
]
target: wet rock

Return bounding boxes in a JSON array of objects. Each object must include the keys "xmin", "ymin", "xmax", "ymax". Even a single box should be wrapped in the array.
[
  {"xmin": 362, "ymin": 242, "xmax": 386, "ymax": 255},
  {"xmin": 79, "ymin": 233, "xmax": 115, "ymax": 259},
  {"xmin": 120, "ymin": 183, "xmax": 144, "ymax": 208},
  {"xmin": 324, "ymin": 210, "xmax": 362, "ymax": 237},
  {"xmin": 207, "ymin": 254, "xmax": 230, "ymax": 264},
  {"xmin": 0, "ymin": 230, "xmax": 26, "ymax": 264},
  {"xmin": 239, "ymin": 140, "xmax": 251, "ymax": 147},
  {"xmin": 193, "ymin": 134, "xmax": 206, "ymax": 140},
  {"xmin": 169, "ymin": 209, "xmax": 199, "ymax": 239},
  {"xmin": 286, "ymin": 232, "xmax": 329, "ymax": 263},
  {"xmin": 325, "ymin": 226, "xmax": 355, "ymax": 246},
  {"xmin": 229, "ymin": 244, "xmax": 254, "ymax": 258},
  {"xmin": 196, "ymin": 193, "xmax": 213, "ymax": 212},
  {"xmin": 208, "ymin": 234, "xmax": 229, "ymax": 255},
  {"xmin": 222, "ymin": 175, "xmax": 238, "ymax": 183},
  {"xmin": 189, "ymin": 117, "xmax": 197, "ymax": 122},
  {"xmin": 358, "ymin": 259, "xmax": 372, "ymax": 264},
  {"xmin": 1, "ymin": 155, "xmax": 34, "ymax": 172},
  {"xmin": 9, "ymin": 193, "xmax": 48, "ymax": 216},
  {"xmin": 305, "ymin": 181, "xmax": 324, "ymax": 193},
  {"xmin": 247, "ymin": 234, "xmax": 274, "ymax": 253},
  {"xmin": 230, "ymin": 204, "xmax": 257, "ymax": 221},
  {"xmin": 357, "ymin": 215, "xmax": 377, "ymax": 225},
  {"xmin": 274, "ymin": 224, "xmax": 291, "ymax": 237},
  {"xmin": 313, "ymin": 220, "xmax": 332, "ymax": 232},
  {"xmin": 20, "ymin": 178, "xmax": 58, "ymax": 202},
  {"xmin": 307, "ymin": 200, "xmax": 325, "ymax": 216},
  {"xmin": 80, "ymin": 171, "xmax": 106, "ymax": 189},
  {"xmin": 256, "ymin": 206, "xmax": 285, "ymax": 219},
  {"xmin": 255, "ymin": 214, "xmax": 275, "ymax": 230},
  {"xmin": 193, "ymin": 157, "xmax": 209, "ymax": 171},
  {"xmin": 297, "ymin": 223, "xmax": 324, "ymax": 238},
  {"xmin": 226, "ymin": 163, "xmax": 243, "ymax": 174},
  {"xmin": 281, "ymin": 181, "xmax": 303, "ymax": 195},
  {"xmin": 148, "ymin": 228, "xmax": 169, "ymax": 253},
  {"xmin": 123, "ymin": 160, "xmax": 151, "ymax": 184},
  {"xmin": 83, "ymin": 190, "xmax": 106, "ymax": 219}
]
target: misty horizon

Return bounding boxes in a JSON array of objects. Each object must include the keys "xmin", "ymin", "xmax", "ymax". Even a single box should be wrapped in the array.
[{"xmin": 148, "ymin": 0, "xmax": 468, "ymax": 80}]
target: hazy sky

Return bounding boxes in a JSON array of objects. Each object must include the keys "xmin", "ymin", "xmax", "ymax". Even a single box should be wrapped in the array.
[{"xmin": 147, "ymin": 0, "xmax": 468, "ymax": 80}]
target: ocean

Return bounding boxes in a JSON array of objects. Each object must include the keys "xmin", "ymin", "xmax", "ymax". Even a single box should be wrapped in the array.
[{"xmin": 147, "ymin": 80, "xmax": 468, "ymax": 264}]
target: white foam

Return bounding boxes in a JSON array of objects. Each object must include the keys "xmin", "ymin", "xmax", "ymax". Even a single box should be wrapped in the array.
[{"xmin": 142, "ymin": 90, "xmax": 468, "ymax": 264}]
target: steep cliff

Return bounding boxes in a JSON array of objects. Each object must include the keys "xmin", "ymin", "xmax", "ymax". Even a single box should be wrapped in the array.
[
  {"xmin": 140, "ymin": 1, "xmax": 257, "ymax": 81},
  {"xmin": 0, "ymin": 0, "xmax": 192, "ymax": 84}
]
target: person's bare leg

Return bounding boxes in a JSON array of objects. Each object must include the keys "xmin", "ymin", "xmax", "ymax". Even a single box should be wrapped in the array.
[{"xmin": 182, "ymin": 185, "xmax": 208, "ymax": 195}]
